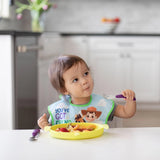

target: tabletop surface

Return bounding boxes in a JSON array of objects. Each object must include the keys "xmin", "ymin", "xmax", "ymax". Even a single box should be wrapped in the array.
[{"xmin": 0, "ymin": 127, "xmax": 160, "ymax": 160}]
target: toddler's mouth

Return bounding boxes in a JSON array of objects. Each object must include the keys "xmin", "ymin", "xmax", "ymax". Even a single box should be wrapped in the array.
[{"xmin": 83, "ymin": 86, "xmax": 90, "ymax": 91}]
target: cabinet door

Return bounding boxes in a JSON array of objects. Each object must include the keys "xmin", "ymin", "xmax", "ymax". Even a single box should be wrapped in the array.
[
  {"xmin": 0, "ymin": 35, "xmax": 13, "ymax": 129},
  {"xmin": 89, "ymin": 51, "xmax": 125, "ymax": 96},
  {"xmin": 38, "ymin": 59, "xmax": 59, "ymax": 117},
  {"xmin": 38, "ymin": 33, "xmax": 61, "ymax": 117},
  {"xmin": 90, "ymin": 51, "xmax": 160, "ymax": 102},
  {"xmin": 62, "ymin": 36, "xmax": 88, "ymax": 63},
  {"xmin": 89, "ymin": 36, "xmax": 160, "ymax": 103},
  {"xmin": 38, "ymin": 33, "xmax": 62, "ymax": 59},
  {"xmin": 128, "ymin": 52, "xmax": 160, "ymax": 102}
]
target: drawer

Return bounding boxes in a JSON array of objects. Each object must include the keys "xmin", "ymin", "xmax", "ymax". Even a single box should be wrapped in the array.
[{"xmin": 88, "ymin": 36, "xmax": 160, "ymax": 51}]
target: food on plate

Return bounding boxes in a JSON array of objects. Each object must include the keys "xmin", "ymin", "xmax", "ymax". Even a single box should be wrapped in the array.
[
  {"xmin": 55, "ymin": 123, "xmax": 96, "ymax": 133},
  {"xmin": 45, "ymin": 123, "xmax": 109, "ymax": 140}
]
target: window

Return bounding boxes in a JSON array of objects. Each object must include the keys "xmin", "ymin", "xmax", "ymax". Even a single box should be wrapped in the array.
[{"xmin": 0, "ymin": 0, "xmax": 10, "ymax": 18}]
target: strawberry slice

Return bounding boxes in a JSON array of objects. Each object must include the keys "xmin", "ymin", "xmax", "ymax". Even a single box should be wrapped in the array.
[{"xmin": 59, "ymin": 128, "xmax": 69, "ymax": 132}]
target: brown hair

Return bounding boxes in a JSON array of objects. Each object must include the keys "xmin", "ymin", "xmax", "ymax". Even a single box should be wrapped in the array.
[{"xmin": 48, "ymin": 55, "xmax": 89, "ymax": 93}]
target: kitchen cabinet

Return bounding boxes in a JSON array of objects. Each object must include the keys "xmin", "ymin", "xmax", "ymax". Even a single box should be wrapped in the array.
[
  {"xmin": 88, "ymin": 36, "xmax": 160, "ymax": 103},
  {"xmin": 38, "ymin": 33, "xmax": 62, "ymax": 117},
  {"xmin": 62, "ymin": 36, "xmax": 89, "ymax": 63},
  {"xmin": 0, "ymin": 35, "xmax": 14, "ymax": 129}
]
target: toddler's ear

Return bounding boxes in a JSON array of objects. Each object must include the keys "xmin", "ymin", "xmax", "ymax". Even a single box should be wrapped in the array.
[{"xmin": 61, "ymin": 88, "xmax": 69, "ymax": 95}]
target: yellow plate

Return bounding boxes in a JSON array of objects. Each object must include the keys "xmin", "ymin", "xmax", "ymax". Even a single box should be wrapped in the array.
[{"xmin": 44, "ymin": 123, "xmax": 109, "ymax": 140}]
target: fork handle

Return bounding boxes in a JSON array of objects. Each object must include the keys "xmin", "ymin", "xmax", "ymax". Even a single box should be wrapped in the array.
[{"xmin": 116, "ymin": 94, "xmax": 136, "ymax": 101}]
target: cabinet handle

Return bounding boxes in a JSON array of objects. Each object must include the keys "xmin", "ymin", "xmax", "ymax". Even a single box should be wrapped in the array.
[
  {"xmin": 120, "ymin": 53, "xmax": 131, "ymax": 58},
  {"xmin": 17, "ymin": 45, "xmax": 43, "ymax": 53},
  {"xmin": 117, "ymin": 42, "xmax": 134, "ymax": 47}
]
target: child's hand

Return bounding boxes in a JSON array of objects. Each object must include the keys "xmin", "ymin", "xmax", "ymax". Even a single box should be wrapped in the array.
[
  {"xmin": 115, "ymin": 89, "xmax": 136, "ymax": 118},
  {"xmin": 37, "ymin": 113, "xmax": 50, "ymax": 129},
  {"xmin": 122, "ymin": 89, "xmax": 136, "ymax": 101}
]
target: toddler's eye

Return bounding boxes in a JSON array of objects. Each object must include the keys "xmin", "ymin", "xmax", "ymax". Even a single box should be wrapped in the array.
[
  {"xmin": 73, "ymin": 78, "xmax": 78, "ymax": 83},
  {"xmin": 84, "ymin": 71, "xmax": 89, "ymax": 76}
]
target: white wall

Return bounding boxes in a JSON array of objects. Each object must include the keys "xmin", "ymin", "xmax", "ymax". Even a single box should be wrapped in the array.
[
  {"xmin": 1, "ymin": 0, "xmax": 160, "ymax": 33},
  {"xmin": 45, "ymin": 0, "xmax": 160, "ymax": 33}
]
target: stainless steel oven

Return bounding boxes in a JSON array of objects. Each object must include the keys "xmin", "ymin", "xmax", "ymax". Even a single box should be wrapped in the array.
[{"xmin": 15, "ymin": 34, "xmax": 41, "ymax": 129}]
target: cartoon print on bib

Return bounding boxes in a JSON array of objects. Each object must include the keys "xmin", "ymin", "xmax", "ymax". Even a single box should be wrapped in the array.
[
  {"xmin": 74, "ymin": 114, "xmax": 86, "ymax": 122},
  {"xmin": 81, "ymin": 107, "xmax": 102, "ymax": 122}
]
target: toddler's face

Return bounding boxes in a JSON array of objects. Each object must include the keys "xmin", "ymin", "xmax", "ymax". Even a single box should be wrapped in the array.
[{"xmin": 63, "ymin": 62, "xmax": 94, "ymax": 100}]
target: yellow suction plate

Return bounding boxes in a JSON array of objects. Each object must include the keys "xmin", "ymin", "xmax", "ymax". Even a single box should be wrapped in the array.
[{"xmin": 44, "ymin": 123, "xmax": 109, "ymax": 140}]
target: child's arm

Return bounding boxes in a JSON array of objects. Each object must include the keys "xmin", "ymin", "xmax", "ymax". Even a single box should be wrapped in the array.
[
  {"xmin": 37, "ymin": 113, "xmax": 51, "ymax": 129},
  {"xmin": 114, "ymin": 89, "xmax": 136, "ymax": 118}
]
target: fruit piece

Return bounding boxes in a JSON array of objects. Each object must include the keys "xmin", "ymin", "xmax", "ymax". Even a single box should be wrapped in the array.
[
  {"xmin": 86, "ymin": 129, "xmax": 94, "ymax": 131},
  {"xmin": 73, "ymin": 124, "xmax": 80, "ymax": 130},
  {"xmin": 101, "ymin": 18, "xmax": 107, "ymax": 22},
  {"xmin": 113, "ymin": 18, "xmax": 120, "ymax": 23},
  {"xmin": 86, "ymin": 124, "xmax": 96, "ymax": 130},
  {"xmin": 55, "ymin": 128, "xmax": 60, "ymax": 131},
  {"xmin": 102, "ymin": 17, "xmax": 120, "ymax": 23},
  {"xmin": 59, "ymin": 128, "xmax": 69, "ymax": 132},
  {"xmin": 55, "ymin": 124, "xmax": 96, "ymax": 133},
  {"xmin": 101, "ymin": 18, "xmax": 113, "ymax": 23},
  {"xmin": 77, "ymin": 128, "xmax": 84, "ymax": 132}
]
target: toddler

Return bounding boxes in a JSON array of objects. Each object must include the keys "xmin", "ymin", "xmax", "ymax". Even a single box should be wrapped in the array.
[{"xmin": 38, "ymin": 55, "xmax": 136, "ymax": 129}]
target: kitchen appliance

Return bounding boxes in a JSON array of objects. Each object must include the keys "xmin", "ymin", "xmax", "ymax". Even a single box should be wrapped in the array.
[{"xmin": 15, "ymin": 34, "xmax": 41, "ymax": 129}]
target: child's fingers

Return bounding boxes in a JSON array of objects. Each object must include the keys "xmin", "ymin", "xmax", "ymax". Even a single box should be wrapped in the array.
[
  {"xmin": 122, "ymin": 90, "xmax": 135, "ymax": 101},
  {"xmin": 122, "ymin": 90, "xmax": 127, "ymax": 98},
  {"xmin": 129, "ymin": 90, "xmax": 135, "ymax": 100},
  {"xmin": 39, "ymin": 113, "xmax": 47, "ymax": 121},
  {"xmin": 42, "ymin": 113, "xmax": 47, "ymax": 120},
  {"xmin": 37, "ymin": 113, "xmax": 48, "ymax": 128}
]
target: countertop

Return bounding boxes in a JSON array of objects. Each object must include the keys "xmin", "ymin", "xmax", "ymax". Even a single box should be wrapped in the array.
[
  {"xmin": 1, "ymin": 30, "xmax": 160, "ymax": 36},
  {"xmin": 0, "ymin": 30, "xmax": 41, "ymax": 36},
  {"xmin": 0, "ymin": 127, "xmax": 160, "ymax": 160},
  {"xmin": 60, "ymin": 33, "xmax": 160, "ymax": 36}
]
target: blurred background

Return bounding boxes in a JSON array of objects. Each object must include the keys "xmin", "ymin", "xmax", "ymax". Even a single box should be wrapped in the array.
[{"xmin": 1, "ymin": 0, "xmax": 160, "ymax": 129}]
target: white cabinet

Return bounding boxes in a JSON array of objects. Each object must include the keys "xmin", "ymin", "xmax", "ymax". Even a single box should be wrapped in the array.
[
  {"xmin": 88, "ymin": 36, "xmax": 160, "ymax": 102},
  {"xmin": 38, "ymin": 33, "xmax": 62, "ymax": 117},
  {"xmin": 0, "ymin": 35, "xmax": 14, "ymax": 129},
  {"xmin": 62, "ymin": 36, "xmax": 89, "ymax": 63}
]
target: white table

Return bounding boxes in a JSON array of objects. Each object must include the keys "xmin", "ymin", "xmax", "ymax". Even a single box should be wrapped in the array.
[{"xmin": 0, "ymin": 128, "xmax": 160, "ymax": 160}]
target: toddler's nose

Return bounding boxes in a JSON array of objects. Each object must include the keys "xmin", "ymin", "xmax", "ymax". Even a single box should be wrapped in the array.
[{"xmin": 81, "ymin": 78, "xmax": 88, "ymax": 85}]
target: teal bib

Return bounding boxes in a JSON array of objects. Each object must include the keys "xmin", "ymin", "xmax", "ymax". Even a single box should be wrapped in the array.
[{"xmin": 48, "ymin": 93, "xmax": 115, "ymax": 125}]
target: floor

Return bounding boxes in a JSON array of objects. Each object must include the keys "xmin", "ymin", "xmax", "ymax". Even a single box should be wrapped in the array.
[{"xmin": 122, "ymin": 110, "xmax": 160, "ymax": 127}]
